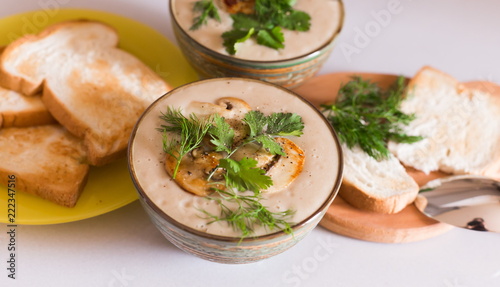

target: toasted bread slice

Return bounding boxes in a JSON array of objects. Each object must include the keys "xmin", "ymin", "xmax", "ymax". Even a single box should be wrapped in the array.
[
  {"xmin": 0, "ymin": 85, "xmax": 55, "ymax": 128},
  {"xmin": 0, "ymin": 125, "xmax": 89, "ymax": 207},
  {"xmin": 389, "ymin": 66, "xmax": 500, "ymax": 177},
  {"xmin": 0, "ymin": 20, "xmax": 171, "ymax": 165},
  {"xmin": 339, "ymin": 144, "xmax": 419, "ymax": 214}
]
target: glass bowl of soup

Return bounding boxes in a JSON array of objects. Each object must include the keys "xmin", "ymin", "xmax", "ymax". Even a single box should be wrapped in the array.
[
  {"xmin": 169, "ymin": 0, "xmax": 344, "ymax": 88},
  {"xmin": 128, "ymin": 77, "xmax": 343, "ymax": 263}
]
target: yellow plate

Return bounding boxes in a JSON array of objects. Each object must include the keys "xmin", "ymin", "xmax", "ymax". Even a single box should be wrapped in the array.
[{"xmin": 0, "ymin": 9, "xmax": 198, "ymax": 225}]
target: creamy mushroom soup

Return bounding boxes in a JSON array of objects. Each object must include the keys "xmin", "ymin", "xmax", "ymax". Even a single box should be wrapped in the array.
[
  {"xmin": 130, "ymin": 78, "xmax": 341, "ymax": 237},
  {"xmin": 171, "ymin": 0, "xmax": 343, "ymax": 61}
]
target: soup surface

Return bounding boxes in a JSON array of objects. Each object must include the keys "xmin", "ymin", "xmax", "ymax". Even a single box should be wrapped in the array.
[
  {"xmin": 131, "ymin": 78, "xmax": 341, "ymax": 237},
  {"xmin": 171, "ymin": 0, "xmax": 343, "ymax": 61}
]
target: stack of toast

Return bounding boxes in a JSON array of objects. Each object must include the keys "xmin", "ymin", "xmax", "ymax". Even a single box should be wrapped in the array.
[{"xmin": 0, "ymin": 20, "xmax": 171, "ymax": 207}]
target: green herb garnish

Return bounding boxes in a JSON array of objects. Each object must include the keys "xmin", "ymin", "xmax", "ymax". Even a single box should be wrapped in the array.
[
  {"xmin": 160, "ymin": 107, "xmax": 304, "ymax": 238},
  {"xmin": 203, "ymin": 156, "xmax": 294, "ymax": 239},
  {"xmin": 202, "ymin": 186, "xmax": 295, "ymax": 239},
  {"xmin": 190, "ymin": 0, "xmax": 311, "ymax": 55},
  {"xmin": 321, "ymin": 76, "xmax": 423, "ymax": 160},
  {"xmin": 190, "ymin": 0, "xmax": 221, "ymax": 30},
  {"xmin": 159, "ymin": 107, "xmax": 213, "ymax": 178},
  {"xmin": 209, "ymin": 114, "xmax": 235, "ymax": 154},
  {"xmin": 241, "ymin": 110, "xmax": 304, "ymax": 156},
  {"xmin": 218, "ymin": 157, "xmax": 273, "ymax": 193}
]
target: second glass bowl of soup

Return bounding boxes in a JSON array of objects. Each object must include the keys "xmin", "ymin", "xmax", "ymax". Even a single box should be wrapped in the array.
[{"xmin": 169, "ymin": 0, "xmax": 345, "ymax": 88}]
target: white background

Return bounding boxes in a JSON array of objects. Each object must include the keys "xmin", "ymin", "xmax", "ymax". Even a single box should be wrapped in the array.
[{"xmin": 1, "ymin": 0, "xmax": 500, "ymax": 286}]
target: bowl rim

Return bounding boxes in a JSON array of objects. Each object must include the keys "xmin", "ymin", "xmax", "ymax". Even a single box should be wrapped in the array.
[
  {"xmin": 128, "ymin": 77, "xmax": 344, "ymax": 243},
  {"xmin": 168, "ymin": 0, "xmax": 345, "ymax": 65}
]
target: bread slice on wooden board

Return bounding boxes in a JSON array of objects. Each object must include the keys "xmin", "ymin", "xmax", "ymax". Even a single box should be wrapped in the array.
[
  {"xmin": 0, "ymin": 85, "xmax": 55, "ymax": 128},
  {"xmin": 0, "ymin": 125, "xmax": 89, "ymax": 207},
  {"xmin": 389, "ymin": 66, "xmax": 500, "ymax": 177},
  {"xmin": 0, "ymin": 20, "xmax": 172, "ymax": 165},
  {"xmin": 340, "ymin": 144, "xmax": 419, "ymax": 214}
]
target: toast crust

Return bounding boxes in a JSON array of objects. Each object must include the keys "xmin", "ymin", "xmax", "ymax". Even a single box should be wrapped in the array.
[
  {"xmin": 0, "ymin": 108, "xmax": 55, "ymax": 128},
  {"xmin": 339, "ymin": 180, "xmax": 418, "ymax": 214},
  {"xmin": 0, "ymin": 88, "xmax": 55, "ymax": 128},
  {"xmin": 0, "ymin": 125, "xmax": 89, "ymax": 207},
  {"xmin": 339, "ymin": 144, "xmax": 419, "ymax": 214}
]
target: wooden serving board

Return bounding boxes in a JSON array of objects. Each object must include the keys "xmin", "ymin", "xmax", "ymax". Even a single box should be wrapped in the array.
[{"xmin": 293, "ymin": 72, "xmax": 498, "ymax": 243}]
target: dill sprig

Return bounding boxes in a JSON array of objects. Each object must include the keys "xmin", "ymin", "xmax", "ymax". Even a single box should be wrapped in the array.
[
  {"xmin": 159, "ymin": 107, "xmax": 213, "ymax": 178},
  {"xmin": 201, "ymin": 186, "xmax": 295, "ymax": 239},
  {"xmin": 321, "ymin": 76, "xmax": 423, "ymax": 160}
]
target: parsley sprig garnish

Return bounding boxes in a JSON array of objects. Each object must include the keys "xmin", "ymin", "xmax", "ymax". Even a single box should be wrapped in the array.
[
  {"xmin": 190, "ymin": 0, "xmax": 311, "ymax": 55},
  {"xmin": 321, "ymin": 76, "xmax": 423, "ymax": 160},
  {"xmin": 160, "ymin": 107, "xmax": 304, "ymax": 238},
  {"xmin": 218, "ymin": 157, "xmax": 273, "ymax": 192},
  {"xmin": 240, "ymin": 110, "xmax": 304, "ymax": 156}
]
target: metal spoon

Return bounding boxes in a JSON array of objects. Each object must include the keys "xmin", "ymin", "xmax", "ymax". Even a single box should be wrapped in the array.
[{"xmin": 419, "ymin": 175, "xmax": 500, "ymax": 233}]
